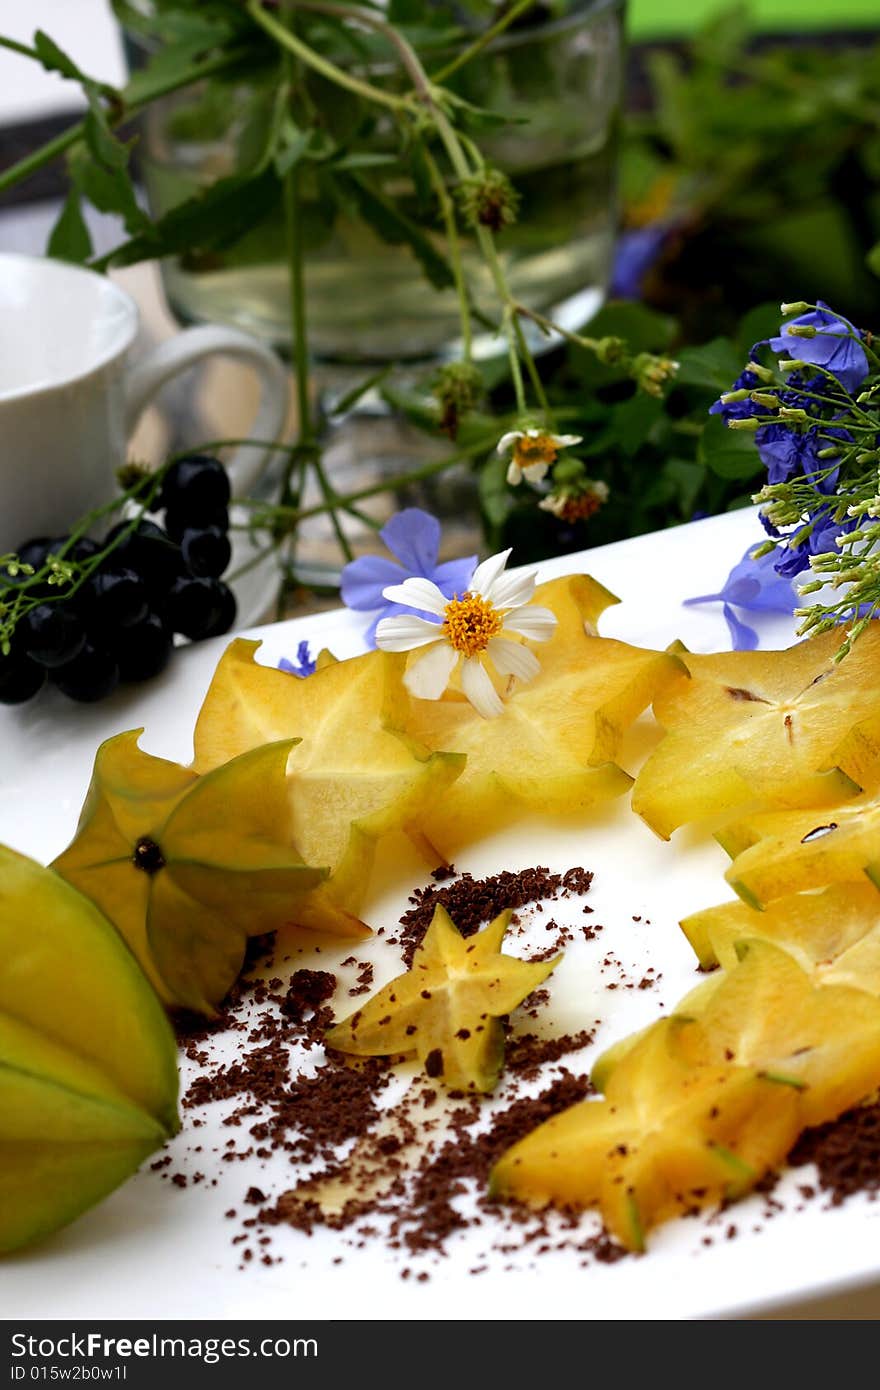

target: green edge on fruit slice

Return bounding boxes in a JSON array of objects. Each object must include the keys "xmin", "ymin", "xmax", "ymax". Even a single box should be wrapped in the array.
[{"xmin": 0, "ymin": 844, "xmax": 179, "ymax": 1253}]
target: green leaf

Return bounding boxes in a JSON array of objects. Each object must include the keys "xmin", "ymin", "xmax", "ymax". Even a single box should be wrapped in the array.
[
  {"xmin": 867, "ymin": 241, "xmax": 880, "ymax": 279},
  {"xmin": 93, "ymin": 169, "xmax": 279, "ymax": 272},
  {"xmin": 478, "ymin": 449, "xmax": 515, "ymax": 532},
  {"xmin": 663, "ymin": 457, "xmax": 706, "ymax": 516},
  {"xmin": 32, "ymin": 30, "xmax": 95, "ymax": 86},
  {"xmin": 583, "ymin": 301, "xmax": 677, "ymax": 354},
  {"xmin": 607, "ymin": 394, "xmax": 666, "ymax": 457},
  {"xmin": 69, "ymin": 146, "xmax": 149, "ymax": 237},
  {"xmin": 84, "ymin": 87, "xmax": 130, "ymax": 172},
  {"xmin": 338, "ymin": 173, "xmax": 453, "ymax": 292},
  {"xmin": 46, "ymin": 190, "xmax": 93, "ymax": 264},
  {"xmin": 274, "ymin": 124, "xmax": 311, "ymax": 179},
  {"xmin": 737, "ymin": 303, "xmax": 783, "ymax": 356},
  {"xmin": 675, "ymin": 338, "xmax": 743, "ymax": 393},
  {"xmin": 698, "ymin": 414, "xmax": 763, "ymax": 482}
]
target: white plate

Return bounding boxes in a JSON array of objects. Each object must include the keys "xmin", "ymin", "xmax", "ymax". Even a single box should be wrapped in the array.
[{"xmin": 2, "ymin": 507, "xmax": 878, "ymax": 1322}]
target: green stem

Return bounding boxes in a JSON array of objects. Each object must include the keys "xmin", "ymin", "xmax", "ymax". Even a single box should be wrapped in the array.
[
  {"xmin": 245, "ymin": 0, "xmax": 410, "ymax": 112},
  {"xmin": 431, "ymin": 0, "xmax": 540, "ymax": 84},
  {"xmin": 0, "ymin": 44, "xmax": 255, "ymax": 196},
  {"xmin": 290, "ymin": 0, "xmax": 431, "ymax": 95},
  {"xmin": 422, "ymin": 143, "xmax": 473, "ymax": 360}
]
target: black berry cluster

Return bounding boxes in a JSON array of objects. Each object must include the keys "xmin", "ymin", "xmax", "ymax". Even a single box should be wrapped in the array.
[{"xmin": 0, "ymin": 456, "xmax": 236, "ymax": 705}]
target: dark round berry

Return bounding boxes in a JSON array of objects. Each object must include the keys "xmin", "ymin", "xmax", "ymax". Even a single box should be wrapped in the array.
[
  {"xmin": 0, "ymin": 647, "xmax": 46, "ymax": 704},
  {"xmin": 106, "ymin": 519, "xmax": 184, "ymax": 599},
  {"xmin": 163, "ymin": 576, "xmax": 236, "ymax": 641},
  {"xmin": 51, "ymin": 641, "xmax": 120, "ymax": 703},
  {"xmin": 83, "ymin": 568, "xmax": 149, "ymax": 631},
  {"xmin": 159, "ymin": 456, "xmax": 231, "ymax": 519},
  {"xmin": 113, "ymin": 612, "xmax": 173, "ymax": 682},
  {"xmin": 180, "ymin": 525, "xmax": 232, "ymax": 579},
  {"xmin": 52, "ymin": 535, "xmax": 101, "ymax": 564},
  {"xmin": 20, "ymin": 603, "xmax": 86, "ymax": 668},
  {"xmin": 164, "ymin": 503, "xmax": 229, "ymax": 545}
]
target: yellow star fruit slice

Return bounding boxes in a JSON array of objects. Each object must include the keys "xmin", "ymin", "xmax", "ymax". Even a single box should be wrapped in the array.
[
  {"xmin": 491, "ymin": 1011, "xmax": 801, "ymax": 1251},
  {"xmin": 325, "ymin": 905, "xmax": 560, "ymax": 1092},
  {"xmin": 492, "ymin": 940, "xmax": 880, "ymax": 1249},
  {"xmin": 191, "ymin": 641, "xmax": 465, "ymax": 932},
  {"xmin": 630, "ymin": 625, "xmax": 877, "ymax": 839},
  {"xmin": 0, "ymin": 845, "xmax": 178, "ymax": 1252},
  {"xmin": 680, "ymin": 881, "xmax": 880, "ymax": 991},
  {"xmin": 52, "ymin": 730, "xmax": 328, "ymax": 1015},
  {"xmin": 718, "ymin": 786, "xmax": 880, "ymax": 909},
  {"xmin": 400, "ymin": 574, "xmax": 681, "ymax": 854}
]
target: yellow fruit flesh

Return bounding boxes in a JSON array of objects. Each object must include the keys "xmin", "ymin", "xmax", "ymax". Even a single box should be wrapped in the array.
[{"xmin": 632, "ymin": 627, "xmax": 878, "ymax": 838}]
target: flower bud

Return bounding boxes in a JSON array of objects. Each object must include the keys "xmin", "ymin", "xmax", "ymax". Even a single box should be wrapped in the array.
[
  {"xmin": 786, "ymin": 324, "xmax": 817, "ymax": 338},
  {"xmin": 750, "ymin": 392, "xmax": 780, "ymax": 409},
  {"xmin": 727, "ymin": 416, "xmax": 761, "ymax": 431},
  {"xmin": 746, "ymin": 361, "xmax": 775, "ymax": 383},
  {"xmin": 780, "ymin": 301, "xmax": 811, "ymax": 315},
  {"xmin": 456, "ymin": 169, "xmax": 520, "ymax": 233}
]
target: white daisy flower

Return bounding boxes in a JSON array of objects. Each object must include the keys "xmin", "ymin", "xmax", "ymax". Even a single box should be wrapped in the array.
[
  {"xmin": 538, "ymin": 479, "xmax": 609, "ymax": 520},
  {"xmin": 374, "ymin": 548, "xmax": 557, "ymax": 719},
  {"xmin": 497, "ymin": 428, "xmax": 582, "ymax": 486}
]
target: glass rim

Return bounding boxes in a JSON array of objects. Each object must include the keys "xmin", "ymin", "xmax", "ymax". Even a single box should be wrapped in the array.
[{"xmin": 120, "ymin": 0, "xmax": 625, "ymax": 66}]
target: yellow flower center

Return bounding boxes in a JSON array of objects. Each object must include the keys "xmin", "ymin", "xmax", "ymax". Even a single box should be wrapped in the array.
[
  {"xmin": 514, "ymin": 433, "xmax": 558, "ymax": 468},
  {"xmin": 442, "ymin": 591, "xmax": 503, "ymax": 657}
]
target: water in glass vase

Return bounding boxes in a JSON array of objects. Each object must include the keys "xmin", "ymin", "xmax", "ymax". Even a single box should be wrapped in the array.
[
  {"xmin": 137, "ymin": 0, "xmax": 625, "ymax": 362},
  {"xmin": 146, "ymin": 141, "xmax": 616, "ymax": 361}
]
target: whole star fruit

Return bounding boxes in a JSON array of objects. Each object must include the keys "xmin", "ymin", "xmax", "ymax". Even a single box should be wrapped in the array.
[
  {"xmin": 190, "ymin": 642, "xmax": 465, "ymax": 932},
  {"xmin": 324, "ymin": 905, "xmax": 561, "ymax": 1093},
  {"xmin": 0, "ymin": 844, "xmax": 178, "ymax": 1252},
  {"xmin": 717, "ymin": 784, "xmax": 880, "ymax": 909},
  {"xmin": 492, "ymin": 940, "xmax": 880, "ymax": 1249},
  {"xmin": 52, "ymin": 730, "xmax": 331, "ymax": 1015},
  {"xmin": 399, "ymin": 573, "xmax": 682, "ymax": 856},
  {"xmin": 630, "ymin": 625, "xmax": 879, "ymax": 839},
  {"xmin": 679, "ymin": 881, "xmax": 880, "ymax": 992}
]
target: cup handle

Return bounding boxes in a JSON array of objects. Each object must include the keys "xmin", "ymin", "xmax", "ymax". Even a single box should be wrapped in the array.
[{"xmin": 123, "ymin": 324, "xmax": 289, "ymax": 497}]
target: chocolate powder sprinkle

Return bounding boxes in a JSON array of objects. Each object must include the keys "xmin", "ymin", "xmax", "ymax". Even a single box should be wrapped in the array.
[
  {"xmin": 398, "ymin": 864, "xmax": 594, "ymax": 966},
  {"xmin": 788, "ymin": 1101, "xmax": 880, "ymax": 1204}
]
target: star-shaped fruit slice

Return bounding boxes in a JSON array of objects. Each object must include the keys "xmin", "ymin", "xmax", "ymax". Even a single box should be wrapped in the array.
[
  {"xmin": 718, "ymin": 785, "xmax": 880, "ymax": 909},
  {"xmin": 680, "ymin": 881, "xmax": 880, "ymax": 991},
  {"xmin": 491, "ymin": 1010, "xmax": 801, "ymax": 1251},
  {"xmin": 52, "ymin": 730, "xmax": 329, "ymax": 1014},
  {"xmin": 630, "ymin": 625, "xmax": 879, "ymax": 839},
  {"xmin": 325, "ymin": 905, "xmax": 560, "ymax": 1092},
  {"xmin": 401, "ymin": 574, "xmax": 682, "ymax": 854},
  {"xmin": 0, "ymin": 845, "xmax": 178, "ymax": 1252},
  {"xmin": 191, "ymin": 641, "xmax": 465, "ymax": 933},
  {"xmin": 492, "ymin": 940, "xmax": 880, "ymax": 1248}
]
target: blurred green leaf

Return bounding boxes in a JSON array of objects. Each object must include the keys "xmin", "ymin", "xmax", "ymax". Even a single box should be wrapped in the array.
[
  {"xmin": 47, "ymin": 190, "xmax": 93, "ymax": 263},
  {"xmin": 675, "ymin": 338, "xmax": 743, "ymax": 393},
  {"xmin": 698, "ymin": 414, "xmax": 763, "ymax": 481}
]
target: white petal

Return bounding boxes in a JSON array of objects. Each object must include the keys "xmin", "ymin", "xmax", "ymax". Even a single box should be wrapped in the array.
[
  {"xmin": 521, "ymin": 460, "xmax": 550, "ymax": 484},
  {"xmin": 497, "ymin": 431, "xmax": 522, "ymax": 455},
  {"xmin": 375, "ymin": 614, "xmax": 444, "ymax": 651},
  {"xmin": 404, "ymin": 641, "xmax": 458, "ymax": 701},
  {"xmin": 470, "ymin": 548, "xmax": 513, "ymax": 599},
  {"xmin": 550, "ymin": 433, "xmax": 582, "ymax": 448},
  {"xmin": 501, "ymin": 605, "xmax": 557, "ymax": 642},
  {"xmin": 380, "ymin": 576, "xmax": 448, "ymax": 615},
  {"xmin": 487, "ymin": 636, "xmax": 540, "ymax": 683},
  {"xmin": 506, "ymin": 460, "xmax": 524, "ymax": 486},
  {"xmin": 487, "ymin": 568, "xmax": 537, "ymax": 611},
  {"xmin": 461, "ymin": 656, "xmax": 505, "ymax": 719}
]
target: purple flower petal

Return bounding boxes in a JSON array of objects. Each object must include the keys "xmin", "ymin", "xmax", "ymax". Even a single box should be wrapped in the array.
[
  {"xmin": 769, "ymin": 302, "xmax": 868, "ymax": 395},
  {"xmin": 431, "ymin": 554, "xmax": 478, "ymax": 598},
  {"xmin": 340, "ymin": 553, "xmax": 406, "ymax": 611},
  {"xmin": 380, "ymin": 508, "xmax": 442, "ymax": 574},
  {"xmin": 722, "ymin": 603, "xmax": 759, "ymax": 651}
]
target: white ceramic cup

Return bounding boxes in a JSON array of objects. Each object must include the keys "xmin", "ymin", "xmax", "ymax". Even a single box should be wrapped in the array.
[{"xmin": 0, "ymin": 252, "xmax": 289, "ymax": 560}]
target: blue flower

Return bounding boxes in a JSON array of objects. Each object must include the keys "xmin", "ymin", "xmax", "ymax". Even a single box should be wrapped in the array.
[
  {"xmin": 340, "ymin": 508, "xmax": 477, "ymax": 648},
  {"xmin": 708, "ymin": 365, "xmax": 771, "ymax": 424},
  {"xmin": 772, "ymin": 507, "xmax": 858, "ymax": 580},
  {"xmin": 609, "ymin": 225, "xmax": 670, "ymax": 300},
  {"xmin": 279, "ymin": 639, "xmax": 316, "ymax": 678},
  {"xmin": 769, "ymin": 302, "xmax": 869, "ymax": 396},
  {"xmin": 683, "ymin": 546, "xmax": 797, "ymax": 650}
]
